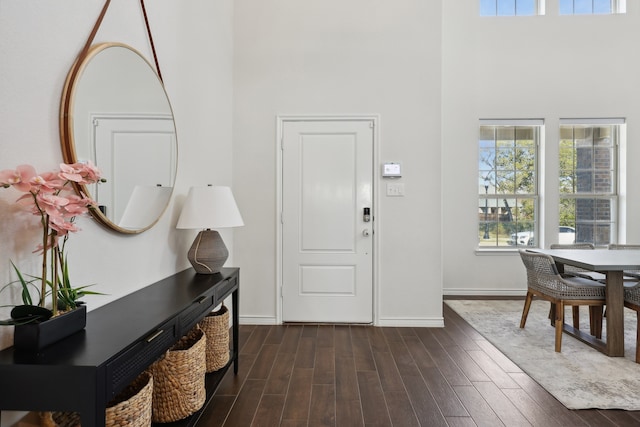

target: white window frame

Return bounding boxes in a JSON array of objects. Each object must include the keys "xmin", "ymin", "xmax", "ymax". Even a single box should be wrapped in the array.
[
  {"xmin": 480, "ymin": 0, "xmax": 545, "ymax": 16},
  {"xmin": 558, "ymin": 118, "xmax": 624, "ymax": 246},
  {"xmin": 559, "ymin": 0, "xmax": 626, "ymax": 14},
  {"xmin": 478, "ymin": 119, "xmax": 543, "ymax": 250}
]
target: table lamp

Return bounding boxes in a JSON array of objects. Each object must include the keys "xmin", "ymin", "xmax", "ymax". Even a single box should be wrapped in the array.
[
  {"xmin": 176, "ymin": 185, "xmax": 244, "ymax": 274},
  {"xmin": 119, "ymin": 185, "xmax": 172, "ymax": 229}
]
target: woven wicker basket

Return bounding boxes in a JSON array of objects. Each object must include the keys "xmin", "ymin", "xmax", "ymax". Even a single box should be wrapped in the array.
[
  {"xmin": 199, "ymin": 304, "xmax": 230, "ymax": 372},
  {"xmin": 149, "ymin": 327, "xmax": 207, "ymax": 423},
  {"xmin": 47, "ymin": 370, "xmax": 153, "ymax": 427},
  {"xmin": 105, "ymin": 370, "xmax": 153, "ymax": 427}
]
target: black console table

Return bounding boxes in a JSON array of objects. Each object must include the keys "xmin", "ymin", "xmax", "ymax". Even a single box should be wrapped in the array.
[{"xmin": 0, "ymin": 268, "xmax": 239, "ymax": 427}]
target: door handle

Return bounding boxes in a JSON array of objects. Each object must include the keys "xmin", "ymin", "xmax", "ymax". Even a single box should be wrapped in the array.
[{"xmin": 362, "ymin": 229, "xmax": 370, "ymax": 237}]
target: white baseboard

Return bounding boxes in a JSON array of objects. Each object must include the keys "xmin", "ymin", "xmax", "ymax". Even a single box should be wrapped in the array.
[
  {"xmin": 238, "ymin": 315, "xmax": 444, "ymax": 327},
  {"xmin": 444, "ymin": 288, "xmax": 527, "ymax": 297},
  {"xmin": 376, "ymin": 317, "xmax": 444, "ymax": 327},
  {"xmin": 239, "ymin": 315, "xmax": 278, "ymax": 325}
]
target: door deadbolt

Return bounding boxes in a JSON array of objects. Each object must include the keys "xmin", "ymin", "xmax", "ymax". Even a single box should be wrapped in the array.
[{"xmin": 363, "ymin": 207, "xmax": 371, "ymax": 222}]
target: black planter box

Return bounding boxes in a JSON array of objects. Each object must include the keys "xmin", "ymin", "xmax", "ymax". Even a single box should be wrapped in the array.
[{"xmin": 13, "ymin": 304, "xmax": 87, "ymax": 351}]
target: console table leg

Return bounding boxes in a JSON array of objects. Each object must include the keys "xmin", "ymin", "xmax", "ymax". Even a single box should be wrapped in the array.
[
  {"xmin": 79, "ymin": 403, "xmax": 105, "ymax": 427},
  {"xmin": 232, "ymin": 287, "xmax": 239, "ymax": 375}
]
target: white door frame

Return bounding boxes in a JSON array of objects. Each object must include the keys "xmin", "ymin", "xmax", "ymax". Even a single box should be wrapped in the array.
[{"xmin": 276, "ymin": 114, "xmax": 380, "ymax": 325}]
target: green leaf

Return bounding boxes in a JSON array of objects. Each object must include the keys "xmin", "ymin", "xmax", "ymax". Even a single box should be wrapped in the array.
[
  {"xmin": 9, "ymin": 261, "xmax": 36, "ymax": 306},
  {"xmin": 43, "ymin": 255, "xmax": 106, "ymax": 311}
]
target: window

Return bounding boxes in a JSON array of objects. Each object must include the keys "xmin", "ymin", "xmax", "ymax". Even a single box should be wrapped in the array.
[
  {"xmin": 480, "ymin": 0, "xmax": 541, "ymax": 16},
  {"xmin": 478, "ymin": 120, "xmax": 541, "ymax": 248},
  {"xmin": 559, "ymin": 0, "xmax": 625, "ymax": 14},
  {"xmin": 559, "ymin": 119, "xmax": 623, "ymax": 246}
]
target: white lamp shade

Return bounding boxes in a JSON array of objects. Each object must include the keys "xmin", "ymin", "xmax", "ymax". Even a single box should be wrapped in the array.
[{"xmin": 176, "ymin": 186, "xmax": 244, "ymax": 230}]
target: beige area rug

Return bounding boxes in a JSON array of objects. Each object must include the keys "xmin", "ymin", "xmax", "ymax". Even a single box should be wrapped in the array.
[{"xmin": 445, "ymin": 299, "xmax": 640, "ymax": 410}]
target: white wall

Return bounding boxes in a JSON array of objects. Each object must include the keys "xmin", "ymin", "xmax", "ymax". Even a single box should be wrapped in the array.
[
  {"xmin": 232, "ymin": 0, "xmax": 444, "ymax": 325},
  {"xmin": 442, "ymin": 0, "xmax": 640, "ymax": 295},
  {"xmin": 0, "ymin": 1, "xmax": 233, "ymax": 422}
]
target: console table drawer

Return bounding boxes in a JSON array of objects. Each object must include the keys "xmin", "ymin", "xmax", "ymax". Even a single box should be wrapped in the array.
[
  {"xmin": 106, "ymin": 320, "xmax": 177, "ymax": 398},
  {"xmin": 179, "ymin": 295, "xmax": 215, "ymax": 334},
  {"xmin": 215, "ymin": 276, "xmax": 238, "ymax": 302}
]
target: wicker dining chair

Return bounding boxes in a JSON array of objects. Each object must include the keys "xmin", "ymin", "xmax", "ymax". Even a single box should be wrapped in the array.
[
  {"xmin": 608, "ymin": 243, "xmax": 640, "ymax": 250},
  {"xmin": 549, "ymin": 243, "xmax": 603, "ymax": 328},
  {"xmin": 624, "ymin": 284, "xmax": 640, "ymax": 363},
  {"xmin": 610, "ymin": 244, "xmax": 640, "ymax": 362},
  {"xmin": 519, "ymin": 249, "xmax": 606, "ymax": 352}
]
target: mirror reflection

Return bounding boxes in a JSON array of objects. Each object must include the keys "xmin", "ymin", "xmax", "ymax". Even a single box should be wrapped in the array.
[{"xmin": 61, "ymin": 42, "xmax": 177, "ymax": 233}]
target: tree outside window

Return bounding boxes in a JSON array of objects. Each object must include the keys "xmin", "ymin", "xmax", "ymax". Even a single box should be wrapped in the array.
[
  {"xmin": 478, "ymin": 123, "xmax": 539, "ymax": 247},
  {"xmin": 559, "ymin": 123, "xmax": 619, "ymax": 246}
]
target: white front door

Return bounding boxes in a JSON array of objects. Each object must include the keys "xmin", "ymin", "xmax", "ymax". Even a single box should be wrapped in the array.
[{"xmin": 281, "ymin": 119, "xmax": 374, "ymax": 323}]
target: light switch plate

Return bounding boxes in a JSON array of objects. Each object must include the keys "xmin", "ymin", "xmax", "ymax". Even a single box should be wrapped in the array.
[{"xmin": 386, "ymin": 183, "xmax": 404, "ymax": 197}]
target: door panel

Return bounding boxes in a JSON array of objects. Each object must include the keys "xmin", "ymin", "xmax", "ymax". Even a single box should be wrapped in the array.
[
  {"xmin": 301, "ymin": 134, "xmax": 356, "ymax": 251},
  {"xmin": 93, "ymin": 115, "xmax": 175, "ymax": 225},
  {"xmin": 300, "ymin": 265, "xmax": 355, "ymax": 295},
  {"xmin": 282, "ymin": 119, "xmax": 373, "ymax": 323}
]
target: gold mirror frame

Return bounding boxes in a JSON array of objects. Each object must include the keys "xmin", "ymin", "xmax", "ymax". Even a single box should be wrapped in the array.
[{"xmin": 60, "ymin": 42, "xmax": 178, "ymax": 234}]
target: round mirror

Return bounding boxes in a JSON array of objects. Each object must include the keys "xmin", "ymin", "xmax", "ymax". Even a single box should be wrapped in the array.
[{"xmin": 60, "ymin": 42, "xmax": 177, "ymax": 234}]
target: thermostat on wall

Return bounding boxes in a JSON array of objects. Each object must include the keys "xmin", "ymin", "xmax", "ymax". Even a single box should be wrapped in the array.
[{"xmin": 382, "ymin": 162, "xmax": 402, "ymax": 178}]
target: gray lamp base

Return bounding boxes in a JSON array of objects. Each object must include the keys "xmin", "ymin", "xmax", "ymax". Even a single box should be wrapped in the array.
[{"xmin": 188, "ymin": 229, "xmax": 228, "ymax": 274}]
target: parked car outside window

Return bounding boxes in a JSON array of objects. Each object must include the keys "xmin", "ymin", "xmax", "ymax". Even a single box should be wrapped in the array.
[
  {"xmin": 507, "ymin": 231, "xmax": 534, "ymax": 246},
  {"xmin": 508, "ymin": 226, "xmax": 575, "ymax": 246},
  {"xmin": 558, "ymin": 226, "xmax": 576, "ymax": 244}
]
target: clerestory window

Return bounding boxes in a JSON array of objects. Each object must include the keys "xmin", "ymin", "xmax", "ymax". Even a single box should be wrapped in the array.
[
  {"xmin": 559, "ymin": 0, "xmax": 626, "ymax": 14},
  {"xmin": 480, "ymin": 0, "xmax": 542, "ymax": 16}
]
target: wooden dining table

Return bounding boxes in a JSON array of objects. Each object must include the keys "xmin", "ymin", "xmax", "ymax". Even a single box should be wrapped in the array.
[{"xmin": 531, "ymin": 248, "xmax": 640, "ymax": 357}]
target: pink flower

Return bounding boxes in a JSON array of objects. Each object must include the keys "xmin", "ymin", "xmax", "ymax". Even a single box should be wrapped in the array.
[
  {"xmin": 59, "ymin": 161, "xmax": 102, "ymax": 185},
  {"xmin": 2, "ymin": 162, "xmax": 103, "ymax": 313},
  {"xmin": 0, "ymin": 165, "xmax": 37, "ymax": 192},
  {"xmin": 15, "ymin": 192, "xmax": 36, "ymax": 205},
  {"xmin": 37, "ymin": 193, "xmax": 70, "ymax": 218},
  {"xmin": 49, "ymin": 215, "xmax": 79, "ymax": 235},
  {"xmin": 38, "ymin": 171, "xmax": 66, "ymax": 193},
  {"xmin": 2, "ymin": 162, "xmax": 102, "ymax": 246},
  {"xmin": 61, "ymin": 194, "xmax": 93, "ymax": 216}
]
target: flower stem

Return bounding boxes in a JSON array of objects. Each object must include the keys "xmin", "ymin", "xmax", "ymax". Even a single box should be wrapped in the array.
[
  {"xmin": 52, "ymin": 243, "xmax": 59, "ymax": 316},
  {"xmin": 40, "ymin": 215, "xmax": 48, "ymax": 308}
]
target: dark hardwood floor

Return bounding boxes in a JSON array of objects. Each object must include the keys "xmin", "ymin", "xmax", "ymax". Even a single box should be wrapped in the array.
[{"xmin": 198, "ymin": 303, "xmax": 640, "ymax": 426}]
